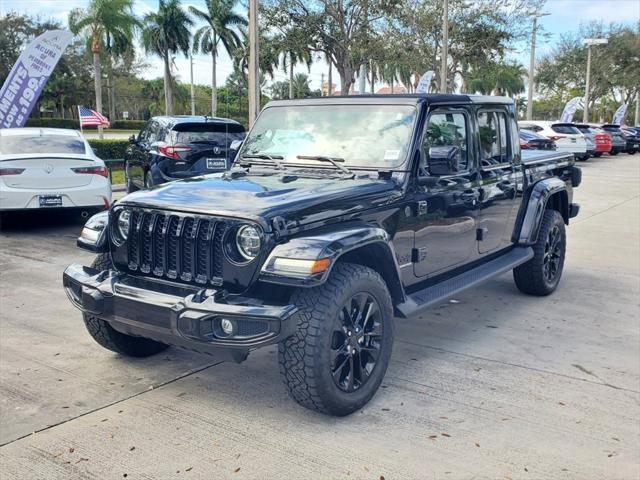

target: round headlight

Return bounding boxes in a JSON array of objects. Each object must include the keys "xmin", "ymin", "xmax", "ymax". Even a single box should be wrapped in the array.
[
  {"xmin": 236, "ymin": 225, "xmax": 261, "ymax": 260},
  {"xmin": 117, "ymin": 210, "xmax": 131, "ymax": 240}
]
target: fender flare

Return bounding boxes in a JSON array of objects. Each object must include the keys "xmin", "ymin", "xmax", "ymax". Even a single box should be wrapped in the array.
[
  {"xmin": 259, "ymin": 224, "xmax": 405, "ymax": 302},
  {"xmin": 517, "ymin": 178, "xmax": 568, "ymax": 245}
]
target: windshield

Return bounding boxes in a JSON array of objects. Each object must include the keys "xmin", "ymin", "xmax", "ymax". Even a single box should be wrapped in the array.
[
  {"xmin": 240, "ymin": 104, "xmax": 417, "ymax": 169},
  {"xmin": 0, "ymin": 134, "xmax": 86, "ymax": 155}
]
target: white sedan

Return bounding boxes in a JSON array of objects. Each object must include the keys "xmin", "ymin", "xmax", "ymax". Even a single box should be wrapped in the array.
[
  {"xmin": 518, "ymin": 121, "xmax": 588, "ymax": 160},
  {"xmin": 0, "ymin": 128, "xmax": 111, "ymax": 212}
]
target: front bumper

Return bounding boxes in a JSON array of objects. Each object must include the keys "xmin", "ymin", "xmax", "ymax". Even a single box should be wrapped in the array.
[{"xmin": 63, "ymin": 264, "xmax": 298, "ymax": 354}]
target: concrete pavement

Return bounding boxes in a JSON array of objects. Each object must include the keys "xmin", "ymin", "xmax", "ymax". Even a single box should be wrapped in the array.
[{"xmin": 1, "ymin": 154, "xmax": 638, "ymax": 479}]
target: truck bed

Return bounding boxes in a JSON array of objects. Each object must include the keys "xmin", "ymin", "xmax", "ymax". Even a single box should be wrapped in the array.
[{"xmin": 521, "ymin": 149, "xmax": 574, "ymax": 166}]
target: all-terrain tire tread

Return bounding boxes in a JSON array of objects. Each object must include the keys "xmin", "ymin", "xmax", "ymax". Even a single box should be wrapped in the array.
[
  {"xmin": 278, "ymin": 263, "xmax": 391, "ymax": 415},
  {"xmin": 513, "ymin": 209, "xmax": 565, "ymax": 296}
]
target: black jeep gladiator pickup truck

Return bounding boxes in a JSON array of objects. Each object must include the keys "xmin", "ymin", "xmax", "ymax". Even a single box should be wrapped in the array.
[{"xmin": 63, "ymin": 94, "xmax": 581, "ymax": 416}]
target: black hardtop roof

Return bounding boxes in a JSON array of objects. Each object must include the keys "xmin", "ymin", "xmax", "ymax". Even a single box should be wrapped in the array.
[
  {"xmin": 266, "ymin": 93, "xmax": 514, "ymax": 108},
  {"xmin": 150, "ymin": 115, "xmax": 243, "ymax": 128}
]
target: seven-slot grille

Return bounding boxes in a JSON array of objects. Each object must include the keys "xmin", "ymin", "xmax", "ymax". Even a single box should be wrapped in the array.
[{"xmin": 124, "ymin": 210, "xmax": 227, "ymax": 285}]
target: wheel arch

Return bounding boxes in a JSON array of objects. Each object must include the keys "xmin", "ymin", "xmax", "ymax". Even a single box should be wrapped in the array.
[
  {"xmin": 515, "ymin": 178, "xmax": 569, "ymax": 245},
  {"xmin": 259, "ymin": 224, "xmax": 406, "ymax": 308}
]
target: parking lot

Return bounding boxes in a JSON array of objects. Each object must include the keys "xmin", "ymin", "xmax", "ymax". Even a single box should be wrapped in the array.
[{"xmin": 0, "ymin": 154, "xmax": 638, "ymax": 479}]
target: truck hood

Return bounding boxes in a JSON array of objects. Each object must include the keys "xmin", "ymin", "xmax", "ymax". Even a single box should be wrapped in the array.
[{"xmin": 119, "ymin": 172, "xmax": 402, "ymax": 230}]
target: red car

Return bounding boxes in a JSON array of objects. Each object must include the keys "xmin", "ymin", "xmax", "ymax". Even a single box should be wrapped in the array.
[{"xmin": 575, "ymin": 124, "xmax": 611, "ymax": 157}]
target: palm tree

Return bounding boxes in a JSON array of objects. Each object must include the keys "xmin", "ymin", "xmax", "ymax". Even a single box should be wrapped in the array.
[
  {"xmin": 141, "ymin": 0, "xmax": 193, "ymax": 115},
  {"xmin": 190, "ymin": 0, "xmax": 247, "ymax": 117},
  {"xmin": 468, "ymin": 61, "xmax": 526, "ymax": 97},
  {"xmin": 69, "ymin": 0, "xmax": 139, "ymax": 136},
  {"xmin": 274, "ymin": 28, "xmax": 312, "ymax": 99}
]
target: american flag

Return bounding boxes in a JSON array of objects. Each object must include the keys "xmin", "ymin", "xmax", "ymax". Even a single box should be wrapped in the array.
[{"xmin": 78, "ymin": 105, "xmax": 110, "ymax": 127}]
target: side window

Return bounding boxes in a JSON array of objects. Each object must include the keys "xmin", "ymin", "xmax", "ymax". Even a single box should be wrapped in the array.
[
  {"xmin": 138, "ymin": 121, "xmax": 152, "ymax": 143},
  {"xmin": 146, "ymin": 122, "xmax": 159, "ymax": 144},
  {"xmin": 422, "ymin": 110, "xmax": 469, "ymax": 173},
  {"xmin": 478, "ymin": 111, "xmax": 511, "ymax": 167}
]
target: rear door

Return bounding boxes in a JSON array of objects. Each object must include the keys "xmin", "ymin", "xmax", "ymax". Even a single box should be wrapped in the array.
[
  {"xmin": 129, "ymin": 121, "xmax": 158, "ymax": 188},
  {"xmin": 477, "ymin": 108, "xmax": 519, "ymax": 254},
  {"xmin": 413, "ymin": 107, "xmax": 480, "ymax": 277}
]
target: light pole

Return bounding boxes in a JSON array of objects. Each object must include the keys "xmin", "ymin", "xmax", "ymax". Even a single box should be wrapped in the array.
[
  {"xmin": 248, "ymin": 0, "xmax": 260, "ymax": 127},
  {"xmin": 526, "ymin": 12, "xmax": 549, "ymax": 120},
  {"xmin": 189, "ymin": 54, "xmax": 195, "ymax": 115},
  {"xmin": 582, "ymin": 38, "xmax": 608, "ymax": 123},
  {"xmin": 439, "ymin": 0, "xmax": 448, "ymax": 93}
]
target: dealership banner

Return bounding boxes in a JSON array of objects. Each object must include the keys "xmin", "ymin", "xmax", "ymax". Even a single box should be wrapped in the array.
[
  {"xmin": 559, "ymin": 97, "xmax": 584, "ymax": 123},
  {"xmin": 612, "ymin": 104, "xmax": 628, "ymax": 125},
  {"xmin": 415, "ymin": 71, "xmax": 435, "ymax": 94},
  {"xmin": 0, "ymin": 30, "xmax": 73, "ymax": 128}
]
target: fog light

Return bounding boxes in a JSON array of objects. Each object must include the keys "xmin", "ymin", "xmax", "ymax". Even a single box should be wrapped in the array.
[{"xmin": 220, "ymin": 318, "xmax": 235, "ymax": 335}]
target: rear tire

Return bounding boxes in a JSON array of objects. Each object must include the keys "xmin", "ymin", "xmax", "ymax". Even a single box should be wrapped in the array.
[
  {"xmin": 513, "ymin": 210, "xmax": 566, "ymax": 296},
  {"xmin": 83, "ymin": 253, "xmax": 169, "ymax": 357},
  {"xmin": 279, "ymin": 263, "xmax": 394, "ymax": 416},
  {"xmin": 593, "ymin": 152, "xmax": 603, "ymax": 158},
  {"xmin": 610, "ymin": 149, "xmax": 619, "ymax": 156}
]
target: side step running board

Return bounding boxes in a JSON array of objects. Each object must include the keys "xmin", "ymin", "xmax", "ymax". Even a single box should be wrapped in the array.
[{"xmin": 397, "ymin": 247, "xmax": 533, "ymax": 318}]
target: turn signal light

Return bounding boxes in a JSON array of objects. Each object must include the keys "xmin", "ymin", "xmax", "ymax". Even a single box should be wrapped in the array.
[{"xmin": 0, "ymin": 168, "xmax": 25, "ymax": 176}]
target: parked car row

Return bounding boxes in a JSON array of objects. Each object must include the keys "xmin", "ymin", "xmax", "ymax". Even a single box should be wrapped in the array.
[
  {"xmin": 517, "ymin": 120, "xmax": 639, "ymax": 160},
  {"xmin": 1, "ymin": 113, "xmax": 637, "ymax": 216}
]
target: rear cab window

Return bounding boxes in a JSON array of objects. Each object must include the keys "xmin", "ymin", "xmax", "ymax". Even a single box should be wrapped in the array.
[
  {"xmin": 171, "ymin": 123, "xmax": 245, "ymax": 146},
  {"xmin": 0, "ymin": 135, "xmax": 86, "ymax": 155}
]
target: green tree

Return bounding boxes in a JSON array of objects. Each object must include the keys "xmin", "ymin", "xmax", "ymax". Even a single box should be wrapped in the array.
[
  {"xmin": 69, "ymin": 0, "xmax": 139, "ymax": 135},
  {"xmin": 263, "ymin": 0, "xmax": 399, "ymax": 94},
  {"xmin": 272, "ymin": 27, "xmax": 312, "ymax": 99},
  {"xmin": 468, "ymin": 61, "xmax": 526, "ymax": 96},
  {"xmin": 141, "ymin": 0, "xmax": 193, "ymax": 115},
  {"xmin": 189, "ymin": 0, "xmax": 247, "ymax": 117}
]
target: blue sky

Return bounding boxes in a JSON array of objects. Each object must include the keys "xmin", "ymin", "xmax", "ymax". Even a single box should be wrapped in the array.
[{"xmin": 1, "ymin": 0, "xmax": 639, "ymax": 91}]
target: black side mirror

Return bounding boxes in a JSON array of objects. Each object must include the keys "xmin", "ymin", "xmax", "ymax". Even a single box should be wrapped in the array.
[
  {"xmin": 128, "ymin": 135, "xmax": 137, "ymax": 145},
  {"xmin": 427, "ymin": 146, "xmax": 459, "ymax": 176}
]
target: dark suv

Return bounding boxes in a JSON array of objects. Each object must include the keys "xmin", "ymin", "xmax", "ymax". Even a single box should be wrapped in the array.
[{"xmin": 125, "ymin": 116, "xmax": 245, "ymax": 192}]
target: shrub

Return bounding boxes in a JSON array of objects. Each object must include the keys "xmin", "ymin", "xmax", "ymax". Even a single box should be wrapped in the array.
[
  {"xmin": 112, "ymin": 120, "xmax": 146, "ymax": 130},
  {"xmin": 25, "ymin": 118, "xmax": 80, "ymax": 129},
  {"xmin": 88, "ymin": 139, "xmax": 129, "ymax": 160}
]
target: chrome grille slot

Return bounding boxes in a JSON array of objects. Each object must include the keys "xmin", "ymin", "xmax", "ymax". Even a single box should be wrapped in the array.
[{"xmin": 122, "ymin": 209, "xmax": 228, "ymax": 286}]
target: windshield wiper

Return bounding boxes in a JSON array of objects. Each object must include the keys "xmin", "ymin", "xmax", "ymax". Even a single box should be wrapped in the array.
[
  {"xmin": 238, "ymin": 153, "xmax": 286, "ymax": 169},
  {"xmin": 296, "ymin": 155, "xmax": 354, "ymax": 177}
]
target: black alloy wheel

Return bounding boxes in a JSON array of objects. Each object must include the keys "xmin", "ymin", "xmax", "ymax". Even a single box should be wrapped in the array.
[
  {"xmin": 543, "ymin": 225, "xmax": 562, "ymax": 283},
  {"xmin": 330, "ymin": 292, "xmax": 383, "ymax": 392}
]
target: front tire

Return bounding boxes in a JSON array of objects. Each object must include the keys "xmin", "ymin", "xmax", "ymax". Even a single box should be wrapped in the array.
[
  {"xmin": 83, "ymin": 253, "xmax": 169, "ymax": 357},
  {"xmin": 513, "ymin": 209, "xmax": 566, "ymax": 296},
  {"xmin": 279, "ymin": 263, "xmax": 394, "ymax": 416},
  {"xmin": 593, "ymin": 152, "xmax": 603, "ymax": 158}
]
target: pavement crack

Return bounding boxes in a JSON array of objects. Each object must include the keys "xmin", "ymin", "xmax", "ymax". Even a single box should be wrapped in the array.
[
  {"xmin": 0, "ymin": 360, "xmax": 224, "ymax": 448},
  {"xmin": 572, "ymin": 194, "xmax": 639, "ymax": 224},
  {"xmin": 396, "ymin": 338, "xmax": 639, "ymax": 394}
]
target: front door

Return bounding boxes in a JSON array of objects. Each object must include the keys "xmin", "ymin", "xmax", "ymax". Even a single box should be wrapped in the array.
[{"xmin": 413, "ymin": 107, "xmax": 480, "ymax": 277}]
